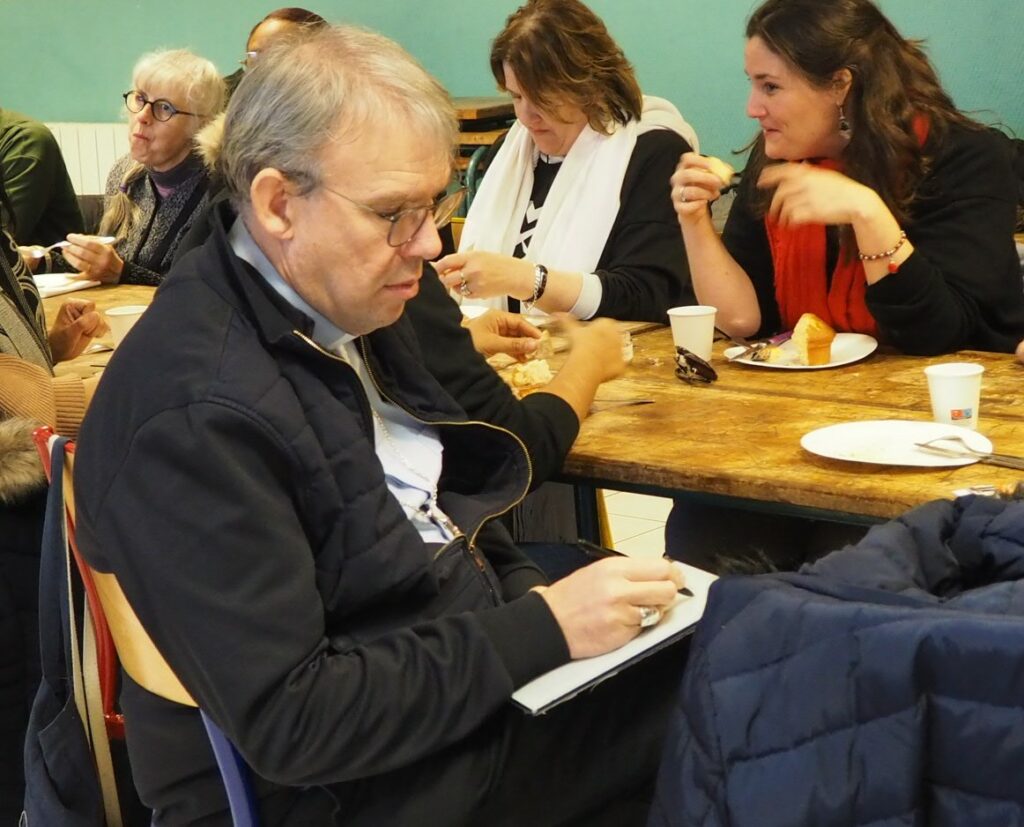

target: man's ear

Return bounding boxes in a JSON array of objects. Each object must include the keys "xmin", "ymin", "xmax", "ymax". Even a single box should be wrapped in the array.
[
  {"xmin": 832, "ymin": 68, "xmax": 853, "ymax": 105},
  {"xmin": 248, "ymin": 168, "xmax": 296, "ymax": 240}
]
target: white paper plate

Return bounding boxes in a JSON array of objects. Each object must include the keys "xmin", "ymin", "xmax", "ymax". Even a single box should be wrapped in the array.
[
  {"xmin": 801, "ymin": 420, "xmax": 993, "ymax": 467},
  {"xmin": 725, "ymin": 333, "xmax": 877, "ymax": 369},
  {"xmin": 459, "ymin": 303, "xmax": 490, "ymax": 320}
]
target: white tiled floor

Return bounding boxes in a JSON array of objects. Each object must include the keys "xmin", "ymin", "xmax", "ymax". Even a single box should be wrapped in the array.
[{"xmin": 603, "ymin": 491, "xmax": 671, "ymax": 558}]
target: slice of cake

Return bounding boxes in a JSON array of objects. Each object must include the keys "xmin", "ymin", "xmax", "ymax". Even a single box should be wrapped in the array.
[
  {"xmin": 791, "ymin": 313, "xmax": 836, "ymax": 366},
  {"xmin": 705, "ymin": 156, "xmax": 735, "ymax": 187}
]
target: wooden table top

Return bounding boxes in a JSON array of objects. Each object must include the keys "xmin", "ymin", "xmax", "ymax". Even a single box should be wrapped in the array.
[
  {"xmin": 45, "ymin": 284, "xmax": 1024, "ymax": 522},
  {"xmin": 452, "ymin": 96, "xmax": 513, "ymax": 122},
  {"xmin": 43, "ymin": 283, "xmax": 156, "ymax": 378},
  {"xmin": 561, "ymin": 327, "xmax": 1024, "ymax": 521}
]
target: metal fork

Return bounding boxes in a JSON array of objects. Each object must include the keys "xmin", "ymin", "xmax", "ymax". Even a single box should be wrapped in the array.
[{"xmin": 914, "ymin": 435, "xmax": 1024, "ymax": 471}]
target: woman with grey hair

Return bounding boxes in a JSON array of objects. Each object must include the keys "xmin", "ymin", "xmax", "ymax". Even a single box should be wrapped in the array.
[{"xmin": 58, "ymin": 49, "xmax": 225, "ymax": 285}]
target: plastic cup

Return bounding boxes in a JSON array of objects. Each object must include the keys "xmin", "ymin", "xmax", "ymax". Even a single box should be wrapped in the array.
[
  {"xmin": 105, "ymin": 305, "xmax": 147, "ymax": 347},
  {"xmin": 924, "ymin": 362, "xmax": 984, "ymax": 429},
  {"xmin": 667, "ymin": 306, "xmax": 717, "ymax": 362}
]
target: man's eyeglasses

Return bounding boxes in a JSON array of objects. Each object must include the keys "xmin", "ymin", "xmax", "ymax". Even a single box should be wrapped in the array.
[
  {"xmin": 123, "ymin": 91, "xmax": 200, "ymax": 122},
  {"xmin": 320, "ymin": 186, "xmax": 467, "ymax": 247},
  {"xmin": 675, "ymin": 347, "xmax": 718, "ymax": 384}
]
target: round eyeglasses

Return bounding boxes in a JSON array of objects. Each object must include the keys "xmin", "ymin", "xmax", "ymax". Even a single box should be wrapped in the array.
[
  {"xmin": 320, "ymin": 186, "xmax": 467, "ymax": 247},
  {"xmin": 123, "ymin": 91, "xmax": 200, "ymax": 122}
]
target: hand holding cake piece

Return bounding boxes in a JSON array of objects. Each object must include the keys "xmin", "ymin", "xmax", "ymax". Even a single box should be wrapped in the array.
[{"xmin": 705, "ymin": 156, "xmax": 735, "ymax": 188}]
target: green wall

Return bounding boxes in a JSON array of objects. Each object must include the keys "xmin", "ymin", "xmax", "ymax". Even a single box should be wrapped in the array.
[{"xmin": 2, "ymin": 1, "xmax": 1022, "ymax": 159}]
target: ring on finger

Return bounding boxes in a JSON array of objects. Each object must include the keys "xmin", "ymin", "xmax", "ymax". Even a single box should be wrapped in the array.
[
  {"xmin": 458, "ymin": 277, "xmax": 472, "ymax": 297},
  {"xmin": 638, "ymin": 605, "xmax": 662, "ymax": 628}
]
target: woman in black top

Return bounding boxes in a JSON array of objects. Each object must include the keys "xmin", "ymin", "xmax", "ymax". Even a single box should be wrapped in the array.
[
  {"xmin": 436, "ymin": 0, "xmax": 698, "ymax": 323},
  {"xmin": 667, "ymin": 0, "xmax": 1024, "ymax": 574},
  {"xmin": 672, "ymin": 0, "xmax": 1024, "ymax": 355}
]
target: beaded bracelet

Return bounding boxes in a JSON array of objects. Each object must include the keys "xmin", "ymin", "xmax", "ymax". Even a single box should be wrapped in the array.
[
  {"xmin": 522, "ymin": 263, "xmax": 548, "ymax": 313},
  {"xmin": 858, "ymin": 230, "xmax": 907, "ymax": 274}
]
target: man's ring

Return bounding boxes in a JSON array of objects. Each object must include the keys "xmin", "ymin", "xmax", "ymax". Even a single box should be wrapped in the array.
[
  {"xmin": 677, "ymin": 186, "xmax": 687, "ymax": 205},
  {"xmin": 459, "ymin": 278, "xmax": 472, "ymax": 297},
  {"xmin": 638, "ymin": 606, "xmax": 661, "ymax": 628}
]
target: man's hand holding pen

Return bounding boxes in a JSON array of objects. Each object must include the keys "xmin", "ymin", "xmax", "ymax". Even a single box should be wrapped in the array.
[{"xmin": 577, "ymin": 539, "xmax": 694, "ymax": 597}]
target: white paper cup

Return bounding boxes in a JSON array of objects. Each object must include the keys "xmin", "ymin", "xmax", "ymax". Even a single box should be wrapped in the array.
[
  {"xmin": 667, "ymin": 305, "xmax": 717, "ymax": 362},
  {"xmin": 924, "ymin": 362, "xmax": 984, "ymax": 429},
  {"xmin": 105, "ymin": 305, "xmax": 147, "ymax": 347}
]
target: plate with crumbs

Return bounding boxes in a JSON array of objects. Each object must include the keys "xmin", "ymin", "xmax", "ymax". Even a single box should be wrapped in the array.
[{"xmin": 725, "ymin": 333, "xmax": 877, "ymax": 369}]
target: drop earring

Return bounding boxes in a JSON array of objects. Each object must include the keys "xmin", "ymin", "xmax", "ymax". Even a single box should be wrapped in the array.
[{"xmin": 837, "ymin": 103, "xmax": 852, "ymax": 141}]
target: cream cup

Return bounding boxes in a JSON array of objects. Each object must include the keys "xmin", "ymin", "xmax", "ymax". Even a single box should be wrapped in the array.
[
  {"xmin": 105, "ymin": 305, "xmax": 148, "ymax": 347},
  {"xmin": 924, "ymin": 362, "xmax": 984, "ymax": 429},
  {"xmin": 667, "ymin": 306, "xmax": 717, "ymax": 362}
]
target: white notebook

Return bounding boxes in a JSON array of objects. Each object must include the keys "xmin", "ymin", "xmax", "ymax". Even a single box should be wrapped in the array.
[{"xmin": 512, "ymin": 563, "xmax": 718, "ymax": 715}]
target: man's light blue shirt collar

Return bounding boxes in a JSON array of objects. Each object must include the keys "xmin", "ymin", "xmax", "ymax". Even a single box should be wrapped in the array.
[{"xmin": 227, "ymin": 217, "xmax": 354, "ymax": 351}]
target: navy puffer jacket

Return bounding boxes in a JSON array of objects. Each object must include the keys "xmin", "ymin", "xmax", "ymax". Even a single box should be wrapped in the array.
[{"xmin": 651, "ymin": 495, "xmax": 1024, "ymax": 826}]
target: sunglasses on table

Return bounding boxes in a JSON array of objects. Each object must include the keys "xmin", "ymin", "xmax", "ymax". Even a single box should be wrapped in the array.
[{"xmin": 674, "ymin": 347, "xmax": 718, "ymax": 384}]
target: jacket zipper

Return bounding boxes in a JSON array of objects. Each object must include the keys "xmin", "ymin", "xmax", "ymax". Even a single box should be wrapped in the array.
[
  {"xmin": 290, "ymin": 330, "xmax": 535, "ymax": 563},
  {"xmin": 292, "ymin": 331, "xmax": 464, "ymax": 543},
  {"xmin": 354, "ymin": 336, "xmax": 535, "ymax": 550}
]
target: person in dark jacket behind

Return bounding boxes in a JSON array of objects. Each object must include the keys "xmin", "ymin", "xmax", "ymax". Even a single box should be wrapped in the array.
[
  {"xmin": 0, "ymin": 108, "xmax": 83, "ymax": 246},
  {"xmin": 0, "ymin": 418, "xmax": 47, "ymax": 824},
  {"xmin": 75, "ymin": 25, "xmax": 689, "ymax": 826},
  {"xmin": 183, "ymin": 109, "xmax": 618, "ymax": 491}
]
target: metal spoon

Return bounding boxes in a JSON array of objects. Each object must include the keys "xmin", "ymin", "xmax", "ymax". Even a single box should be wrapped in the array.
[{"xmin": 30, "ymin": 236, "xmax": 116, "ymax": 257}]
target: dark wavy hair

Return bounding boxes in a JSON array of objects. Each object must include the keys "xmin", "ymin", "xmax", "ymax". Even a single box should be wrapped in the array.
[
  {"xmin": 247, "ymin": 7, "xmax": 327, "ymax": 45},
  {"xmin": 743, "ymin": 0, "xmax": 980, "ymax": 231},
  {"xmin": 490, "ymin": 0, "xmax": 642, "ymax": 133}
]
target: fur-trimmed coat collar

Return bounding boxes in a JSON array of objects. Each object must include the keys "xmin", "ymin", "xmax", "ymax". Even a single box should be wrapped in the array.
[{"xmin": 0, "ymin": 418, "xmax": 45, "ymax": 504}]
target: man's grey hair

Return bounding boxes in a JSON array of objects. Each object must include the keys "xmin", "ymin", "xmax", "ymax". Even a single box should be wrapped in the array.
[{"xmin": 220, "ymin": 24, "xmax": 458, "ymax": 206}]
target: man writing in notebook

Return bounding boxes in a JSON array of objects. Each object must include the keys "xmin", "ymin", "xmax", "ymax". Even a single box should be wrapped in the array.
[{"xmin": 74, "ymin": 25, "xmax": 686, "ymax": 826}]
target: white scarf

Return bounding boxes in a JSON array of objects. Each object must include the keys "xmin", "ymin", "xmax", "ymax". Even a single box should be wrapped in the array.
[{"xmin": 458, "ymin": 96, "xmax": 698, "ymax": 312}]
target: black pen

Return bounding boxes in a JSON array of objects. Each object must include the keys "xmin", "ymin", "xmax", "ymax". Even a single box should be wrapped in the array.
[{"xmin": 576, "ymin": 539, "xmax": 695, "ymax": 597}]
